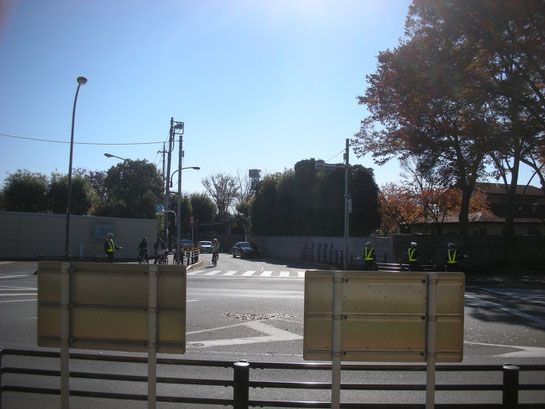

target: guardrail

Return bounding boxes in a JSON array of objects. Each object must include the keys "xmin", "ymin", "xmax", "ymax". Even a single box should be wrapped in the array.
[{"xmin": 1, "ymin": 348, "xmax": 544, "ymax": 408}]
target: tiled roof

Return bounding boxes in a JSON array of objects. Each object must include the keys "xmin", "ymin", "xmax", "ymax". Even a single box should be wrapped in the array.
[{"xmin": 475, "ymin": 182, "xmax": 544, "ymax": 197}]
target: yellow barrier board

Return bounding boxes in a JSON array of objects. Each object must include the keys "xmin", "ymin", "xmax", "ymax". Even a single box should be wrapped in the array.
[
  {"xmin": 304, "ymin": 271, "xmax": 464, "ymax": 362},
  {"xmin": 38, "ymin": 261, "xmax": 186, "ymax": 353}
]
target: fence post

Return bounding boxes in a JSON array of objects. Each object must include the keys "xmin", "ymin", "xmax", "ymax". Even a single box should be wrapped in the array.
[
  {"xmin": 0, "ymin": 348, "xmax": 3, "ymax": 409},
  {"xmin": 233, "ymin": 360, "xmax": 250, "ymax": 409},
  {"xmin": 502, "ymin": 364, "xmax": 519, "ymax": 409}
]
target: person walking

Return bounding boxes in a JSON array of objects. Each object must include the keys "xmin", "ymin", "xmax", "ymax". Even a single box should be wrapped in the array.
[
  {"xmin": 363, "ymin": 242, "xmax": 376, "ymax": 271},
  {"xmin": 407, "ymin": 242, "xmax": 419, "ymax": 271},
  {"xmin": 104, "ymin": 233, "xmax": 121, "ymax": 263},
  {"xmin": 154, "ymin": 237, "xmax": 166, "ymax": 264},
  {"xmin": 445, "ymin": 242, "xmax": 459, "ymax": 272}
]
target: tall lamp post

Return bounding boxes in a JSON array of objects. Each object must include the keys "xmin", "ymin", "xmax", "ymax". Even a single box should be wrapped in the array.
[
  {"xmin": 104, "ymin": 153, "xmax": 126, "ymax": 161},
  {"xmin": 64, "ymin": 76, "xmax": 87, "ymax": 259}
]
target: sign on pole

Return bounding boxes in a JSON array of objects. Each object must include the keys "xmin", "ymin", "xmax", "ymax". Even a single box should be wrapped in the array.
[{"xmin": 303, "ymin": 270, "xmax": 464, "ymax": 362}]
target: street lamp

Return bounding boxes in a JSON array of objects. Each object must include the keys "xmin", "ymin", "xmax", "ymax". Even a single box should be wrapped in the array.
[
  {"xmin": 170, "ymin": 167, "xmax": 200, "ymax": 187},
  {"xmin": 64, "ymin": 76, "xmax": 87, "ymax": 259},
  {"xmin": 174, "ymin": 165, "xmax": 199, "ymax": 264},
  {"xmin": 104, "ymin": 153, "xmax": 126, "ymax": 160}
]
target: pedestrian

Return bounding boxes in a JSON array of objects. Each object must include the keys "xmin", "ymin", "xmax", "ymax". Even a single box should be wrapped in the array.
[
  {"xmin": 363, "ymin": 241, "xmax": 375, "ymax": 271},
  {"xmin": 445, "ymin": 242, "xmax": 459, "ymax": 272},
  {"xmin": 407, "ymin": 241, "xmax": 419, "ymax": 271},
  {"xmin": 138, "ymin": 237, "xmax": 148, "ymax": 263},
  {"xmin": 154, "ymin": 237, "xmax": 166, "ymax": 264},
  {"xmin": 104, "ymin": 233, "xmax": 121, "ymax": 263}
]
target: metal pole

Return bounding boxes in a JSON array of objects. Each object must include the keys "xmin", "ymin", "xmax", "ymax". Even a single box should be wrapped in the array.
[
  {"xmin": 343, "ymin": 138, "xmax": 349, "ymax": 270},
  {"xmin": 331, "ymin": 270, "xmax": 344, "ymax": 409},
  {"xmin": 147, "ymin": 265, "xmax": 158, "ymax": 409},
  {"xmin": 233, "ymin": 360, "xmax": 250, "ymax": 409},
  {"xmin": 426, "ymin": 272, "xmax": 438, "ymax": 409},
  {"xmin": 163, "ymin": 119, "xmax": 174, "ymax": 247},
  {"xmin": 64, "ymin": 81, "xmax": 84, "ymax": 259},
  {"xmin": 176, "ymin": 128, "xmax": 183, "ymax": 264},
  {"xmin": 502, "ymin": 364, "xmax": 519, "ymax": 409},
  {"xmin": 60, "ymin": 262, "xmax": 71, "ymax": 409}
]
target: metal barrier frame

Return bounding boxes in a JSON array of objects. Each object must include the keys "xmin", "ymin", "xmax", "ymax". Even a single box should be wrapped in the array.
[{"xmin": 1, "ymin": 348, "xmax": 544, "ymax": 408}]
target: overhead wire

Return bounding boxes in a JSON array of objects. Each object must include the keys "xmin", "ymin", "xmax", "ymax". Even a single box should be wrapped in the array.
[{"xmin": 0, "ymin": 132, "xmax": 164, "ymax": 146}]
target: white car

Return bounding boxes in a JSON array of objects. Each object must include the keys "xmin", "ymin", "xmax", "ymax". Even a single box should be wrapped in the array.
[{"xmin": 197, "ymin": 240, "xmax": 213, "ymax": 253}]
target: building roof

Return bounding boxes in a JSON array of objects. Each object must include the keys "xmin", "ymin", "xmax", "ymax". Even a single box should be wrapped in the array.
[{"xmin": 475, "ymin": 182, "xmax": 544, "ymax": 197}]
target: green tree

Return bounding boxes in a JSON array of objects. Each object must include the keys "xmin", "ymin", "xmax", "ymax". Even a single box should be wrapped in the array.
[
  {"xmin": 190, "ymin": 193, "xmax": 216, "ymax": 225},
  {"xmin": 48, "ymin": 173, "xmax": 97, "ymax": 215},
  {"xmin": 94, "ymin": 159, "xmax": 163, "ymax": 219},
  {"xmin": 353, "ymin": 0, "xmax": 500, "ymax": 234},
  {"xmin": 3, "ymin": 170, "xmax": 49, "ymax": 212}
]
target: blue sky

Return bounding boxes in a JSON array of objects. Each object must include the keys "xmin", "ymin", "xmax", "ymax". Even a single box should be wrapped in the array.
[{"xmin": 2, "ymin": 0, "xmax": 534, "ymax": 196}]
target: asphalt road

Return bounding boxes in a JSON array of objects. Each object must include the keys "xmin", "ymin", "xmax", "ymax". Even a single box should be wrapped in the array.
[{"xmin": 1, "ymin": 256, "xmax": 544, "ymax": 408}]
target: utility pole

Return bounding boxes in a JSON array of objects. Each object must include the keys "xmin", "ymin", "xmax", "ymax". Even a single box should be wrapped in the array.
[
  {"xmin": 163, "ymin": 118, "xmax": 175, "ymax": 248},
  {"xmin": 176, "ymin": 122, "xmax": 184, "ymax": 265}
]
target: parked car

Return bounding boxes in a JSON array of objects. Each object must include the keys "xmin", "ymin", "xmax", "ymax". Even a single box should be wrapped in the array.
[
  {"xmin": 197, "ymin": 240, "xmax": 213, "ymax": 253},
  {"xmin": 231, "ymin": 242, "xmax": 261, "ymax": 259}
]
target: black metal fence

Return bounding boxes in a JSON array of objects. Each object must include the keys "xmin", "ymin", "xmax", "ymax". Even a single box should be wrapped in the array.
[{"xmin": 1, "ymin": 348, "xmax": 544, "ymax": 408}]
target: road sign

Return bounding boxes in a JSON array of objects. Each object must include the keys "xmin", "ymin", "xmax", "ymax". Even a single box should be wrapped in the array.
[
  {"xmin": 303, "ymin": 270, "xmax": 464, "ymax": 362},
  {"xmin": 38, "ymin": 261, "xmax": 186, "ymax": 353}
]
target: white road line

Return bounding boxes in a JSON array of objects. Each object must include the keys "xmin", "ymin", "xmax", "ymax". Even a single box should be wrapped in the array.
[
  {"xmin": 0, "ymin": 275, "xmax": 27, "ymax": 279},
  {"xmin": 224, "ymin": 270, "xmax": 238, "ymax": 276},
  {"xmin": 297, "ymin": 271, "xmax": 305, "ymax": 278},
  {"xmin": 187, "ymin": 321, "xmax": 302, "ymax": 348},
  {"xmin": 242, "ymin": 271, "xmax": 256, "ymax": 276},
  {"xmin": 187, "ymin": 270, "xmax": 204, "ymax": 275},
  {"xmin": 204, "ymin": 270, "xmax": 221, "ymax": 276},
  {"xmin": 0, "ymin": 299, "xmax": 37, "ymax": 303},
  {"xmin": 483, "ymin": 288, "xmax": 545, "ymax": 306},
  {"xmin": 0, "ymin": 293, "xmax": 37, "ymax": 296},
  {"xmin": 279, "ymin": 271, "xmax": 290, "ymax": 278},
  {"xmin": 261, "ymin": 271, "xmax": 273, "ymax": 276}
]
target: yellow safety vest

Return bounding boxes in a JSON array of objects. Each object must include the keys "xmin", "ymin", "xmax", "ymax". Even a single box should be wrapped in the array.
[
  {"xmin": 408, "ymin": 248, "xmax": 417, "ymax": 262},
  {"xmin": 447, "ymin": 249, "xmax": 457, "ymax": 264},
  {"xmin": 364, "ymin": 247, "xmax": 374, "ymax": 261},
  {"xmin": 106, "ymin": 239, "xmax": 115, "ymax": 253}
]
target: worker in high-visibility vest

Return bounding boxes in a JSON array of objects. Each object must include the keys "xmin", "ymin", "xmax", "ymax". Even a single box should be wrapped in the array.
[
  {"xmin": 445, "ymin": 242, "xmax": 459, "ymax": 272},
  {"xmin": 104, "ymin": 232, "xmax": 122, "ymax": 263},
  {"xmin": 363, "ymin": 242, "xmax": 376, "ymax": 271},
  {"xmin": 407, "ymin": 242, "xmax": 419, "ymax": 271}
]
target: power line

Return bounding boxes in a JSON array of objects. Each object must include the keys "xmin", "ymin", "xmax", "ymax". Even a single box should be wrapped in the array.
[
  {"xmin": 0, "ymin": 132, "xmax": 164, "ymax": 146},
  {"xmin": 326, "ymin": 149, "xmax": 345, "ymax": 163}
]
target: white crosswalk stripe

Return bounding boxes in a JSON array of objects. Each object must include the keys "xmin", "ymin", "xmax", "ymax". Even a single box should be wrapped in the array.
[{"xmin": 186, "ymin": 269, "xmax": 306, "ymax": 278}]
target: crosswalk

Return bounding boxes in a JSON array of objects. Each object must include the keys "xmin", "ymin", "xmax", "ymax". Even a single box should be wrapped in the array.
[{"xmin": 187, "ymin": 269, "xmax": 306, "ymax": 278}]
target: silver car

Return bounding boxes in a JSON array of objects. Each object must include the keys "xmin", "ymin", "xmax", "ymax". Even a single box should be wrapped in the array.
[{"xmin": 198, "ymin": 240, "xmax": 213, "ymax": 253}]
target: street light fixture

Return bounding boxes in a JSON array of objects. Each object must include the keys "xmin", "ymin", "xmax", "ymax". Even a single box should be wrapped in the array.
[
  {"xmin": 170, "ymin": 167, "xmax": 200, "ymax": 187},
  {"xmin": 64, "ymin": 76, "xmax": 87, "ymax": 259},
  {"xmin": 104, "ymin": 153, "xmax": 126, "ymax": 160}
]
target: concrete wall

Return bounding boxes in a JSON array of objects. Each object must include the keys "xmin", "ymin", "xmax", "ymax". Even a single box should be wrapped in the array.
[
  {"xmin": 0, "ymin": 211, "xmax": 157, "ymax": 260},
  {"xmin": 252, "ymin": 233, "xmax": 545, "ymax": 270}
]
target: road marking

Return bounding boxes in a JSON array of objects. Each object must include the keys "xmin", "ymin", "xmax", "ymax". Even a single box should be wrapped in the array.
[
  {"xmin": 279, "ymin": 271, "xmax": 290, "ymax": 277},
  {"xmin": 0, "ymin": 293, "xmax": 37, "ymax": 296},
  {"xmin": 0, "ymin": 275, "xmax": 27, "ymax": 279},
  {"xmin": 242, "ymin": 270, "xmax": 256, "ymax": 276},
  {"xmin": 187, "ymin": 321, "xmax": 302, "ymax": 348},
  {"xmin": 466, "ymin": 293, "xmax": 545, "ymax": 326},
  {"xmin": 261, "ymin": 271, "xmax": 273, "ymax": 276},
  {"xmin": 189, "ymin": 287, "xmax": 303, "ymax": 299},
  {"xmin": 204, "ymin": 270, "xmax": 221, "ymax": 276},
  {"xmin": 297, "ymin": 271, "xmax": 305, "ymax": 278},
  {"xmin": 224, "ymin": 270, "xmax": 237, "ymax": 276},
  {"xmin": 466, "ymin": 341, "xmax": 545, "ymax": 358},
  {"xmin": 187, "ymin": 270, "xmax": 203, "ymax": 275},
  {"xmin": 482, "ymin": 288, "xmax": 545, "ymax": 306},
  {"xmin": 0, "ymin": 299, "xmax": 37, "ymax": 303}
]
